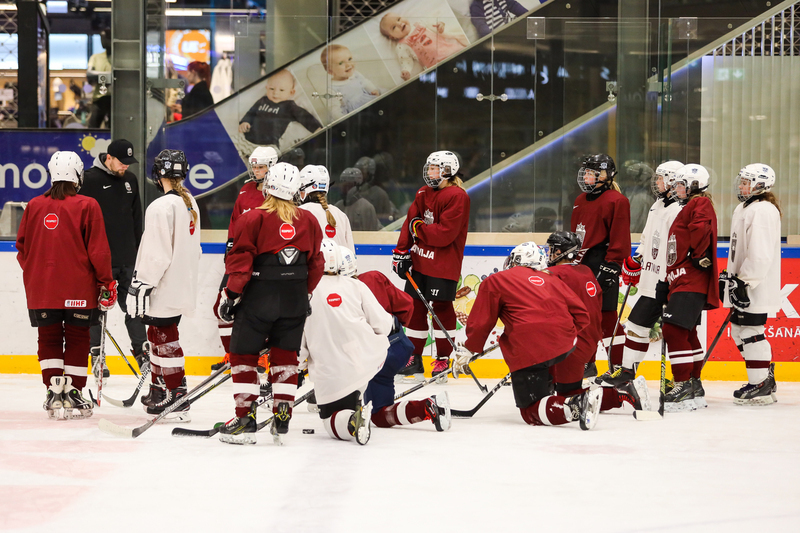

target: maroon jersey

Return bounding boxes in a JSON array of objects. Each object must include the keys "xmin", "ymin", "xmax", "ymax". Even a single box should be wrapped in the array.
[
  {"xmin": 465, "ymin": 268, "xmax": 590, "ymax": 371},
  {"xmin": 396, "ymin": 184, "xmax": 469, "ymax": 281},
  {"xmin": 225, "ymin": 208, "xmax": 324, "ymax": 295},
  {"xmin": 227, "ymin": 181, "xmax": 264, "ymax": 241},
  {"xmin": 358, "ymin": 270, "xmax": 414, "ymax": 326},
  {"xmin": 548, "ymin": 263, "xmax": 603, "ymax": 356},
  {"xmin": 571, "ymin": 188, "xmax": 631, "ymax": 272},
  {"xmin": 666, "ymin": 196, "xmax": 719, "ymax": 308},
  {"xmin": 16, "ymin": 194, "xmax": 113, "ymax": 310}
]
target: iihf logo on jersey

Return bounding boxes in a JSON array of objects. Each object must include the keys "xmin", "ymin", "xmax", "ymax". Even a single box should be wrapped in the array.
[
  {"xmin": 575, "ymin": 223, "xmax": 586, "ymax": 245},
  {"xmin": 423, "ymin": 209, "xmax": 434, "ymax": 225},
  {"xmin": 651, "ymin": 229, "xmax": 660, "ymax": 260},
  {"xmin": 730, "ymin": 232, "xmax": 737, "ymax": 263},
  {"xmin": 666, "ymin": 234, "xmax": 677, "ymax": 266}
]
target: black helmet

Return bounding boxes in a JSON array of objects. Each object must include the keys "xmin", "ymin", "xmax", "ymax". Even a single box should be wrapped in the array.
[
  {"xmin": 546, "ymin": 231, "xmax": 581, "ymax": 266},
  {"xmin": 151, "ymin": 149, "xmax": 188, "ymax": 192},
  {"xmin": 578, "ymin": 154, "xmax": 616, "ymax": 193}
]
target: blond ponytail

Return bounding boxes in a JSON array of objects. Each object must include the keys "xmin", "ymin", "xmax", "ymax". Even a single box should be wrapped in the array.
[
  {"xmin": 259, "ymin": 195, "xmax": 298, "ymax": 224},
  {"xmin": 759, "ymin": 191, "xmax": 782, "ymax": 217},
  {"xmin": 610, "ymin": 181, "xmax": 621, "ymax": 193},
  {"xmin": 315, "ymin": 193, "xmax": 337, "ymax": 227},
  {"xmin": 443, "ymin": 176, "xmax": 465, "ymax": 190},
  {"xmin": 170, "ymin": 178, "xmax": 198, "ymax": 225}
]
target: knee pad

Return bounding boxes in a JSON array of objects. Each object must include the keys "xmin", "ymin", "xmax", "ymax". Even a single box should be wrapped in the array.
[
  {"xmin": 625, "ymin": 321, "xmax": 650, "ymax": 339},
  {"xmin": 510, "ymin": 366, "xmax": 554, "ymax": 409}
]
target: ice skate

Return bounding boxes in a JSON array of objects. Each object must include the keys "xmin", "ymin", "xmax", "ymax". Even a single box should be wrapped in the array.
[
  {"xmin": 425, "ymin": 391, "xmax": 451, "ymax": 432},
  {"xmin": 632, "ymin": 376, "xmax": 652, "ymax": 411},
  {"xmin": 596, "ymin": 366, "xmax": 635, "ymax": 388},
  {"xmin": 134, "ymin": 341, "xmax": 151, "ymax": 374},
  {"xmin": 62, "ymin": 377, "xmax": 93, "ymax": 420},
  {"xmin": 141, "ymin": 375, "xmax": 166, "ymax": 409},
  {"xmin": 691, "ymin": 377, "xmax": 707, "ymax": 408},
  {"xmin": 43, "ymin": 376, "xmax": 66, "ymax": 420},
  {"xmin": 146, "ymin": 379, "xmax": 190, "ymax": 423},
  {"xmin": 210, "ymin": 353, "xmax": 230, "ymax": 372},
  {"xmin": 306, "ymin": 390, "xmax": 320, "ymax": 413},
  {"xmin": 664, "ymin": 380, "xmax": 697, "ymax": 412},
  {"xmin": 733, "ymin": 372, "xmax": 777, "ymax": 406},
  {"xmin": 581, "ymin": 361, "xmax": 598, "ymax": 388},
  {"xmin": 615, "ymin": 378, "xmax": 644, "ymax": 411},
  {"xmin": 577, "ymin": 388, "xmax": 602, "ymax": 430},
  {"xmin": 432, "ymin": 357, "xmax": 450, "ymax": 384},
  {"xmin": 271, "ymin": 401, "xmax": 292, "ymax": 445},
  {"xmin": 348, "ymin": 399, "xmax": 372, "ymax": 445},
  {"xmin": 218, "ymin": 406, "xmax": 258, "ymax": 445},
  {"xmin": 90, "ymin": 346, "xmax": 109, "ymax": 382},
  {"xmin": 395, "ymin": 354, "xmax": 424, "ymax": 384},
  {"xmin": 769, "ymin": 362, "xmax": 777, "ymax": 393}
]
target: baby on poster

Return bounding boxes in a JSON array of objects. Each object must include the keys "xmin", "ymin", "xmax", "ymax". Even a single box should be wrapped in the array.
[{"xmin": 321, "ymin": 44, "xmax": 381, "ymax": 118}]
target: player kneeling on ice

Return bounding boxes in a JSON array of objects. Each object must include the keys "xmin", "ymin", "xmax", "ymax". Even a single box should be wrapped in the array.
[
  {"xmin": 455, "ymin": 242, "xmax": 603, "ymax": 430},
  {"xmin": 17, "ymin": 151, "xmax": 116, "ymax": 420}
]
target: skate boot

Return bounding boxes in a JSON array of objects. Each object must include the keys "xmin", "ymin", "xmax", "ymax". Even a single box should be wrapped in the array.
[
  {"xmin": 348, "ymin": 398, "xmax": 373, "ymax": 445},
  {"xmin": 566, "ymin": 388, "xmax": 602, "ymax": 430},
  {"xmin": 219, "ymin": 404, "xmax": 258, "ymax": 445},
  {"xmin": 210, "ymin": 353, "xmax": 230, "ymax": 372},
  {"xmin": 395, "ymin": 354, "xmax": 424, "ymax": 383},
  {"xmin": 432, "ymin": 357, "xmax": 450, "ymax": 384},
  {"xmin": 270, "ymin": 401, "xmax": 292, "ymax": 445},
  {"xmin": 90, "ymin": 347, "xmax": 110, "ymax": 380},
  {"xmin": 691, "ymin": 377, "xmax": 707, "ymax": 408},
  {"xmin": 664, "ymin": 380, "xmax": 696, "ymax": 412},
  {"xmin": 596, "ymin": 366, "xmax": 635, "ymax": 388},
  {"xmin": 43, "ymin": 376, "xmax": 66, "ymax": 420},
  {"xmin": 133, "ymin": 341, "xmax": 151, "ymax": 374},
  {"xmin": 146, "ymin": 378, "xmax": 190, "ymax": 422},
  {"xmin": 583, "ymin": 361, "xmax": 598, "ymax": 380},
  {"xmin": 733, "ymin": 372, "xmax": 777, "ymax": 406},
  {"xmin": 141, "ymin": 375, "xmax": 166, "ymax": 409},
  {"xmin": 425, "ymin": 391, "xmax": 451, "ymax": 432},
  {"xmin": 62, "ymin": 377, "xmax": 93, "ymax": 420},
  {"xmin": 615, "ymin": 378, "xmax": 644, "ymax": 411},
  {"xmin": 769, "ymin": 362, "xmax": 777, "ymax": 393}
]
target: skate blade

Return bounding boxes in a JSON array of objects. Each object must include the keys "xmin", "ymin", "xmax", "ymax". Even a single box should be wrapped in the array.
[
  {"xmin": 272, "ymin": 433, "xmax": 283, "ymax": 446},
  {"xmin": 307, "ymin": 403, "xmax": 320, "ymax": 414},
  {"xmin": 219, "ymin": 433, "xmax": 257, "ymax": 445},
  {"xmin": 156, "ymin": 412, "xmax": 191, "ymax": 424},
  {"xmin": 734, "ymin": 394, "xmax": 777, "ymax": 406},
  {"xmin": 63, "ymin": 409, "xmax": 93, "ymax": 420},
  {"xmin": 694, "ymin": 397, "xmax": 708, "ymax": 409},
  {"xmin": 664, "ymin": 399, "xmax": 697, "ymax": 413},
  {"xmin": 395, "ymin": 374, "xmax": 424, "ymax": 384},
  {"xmin": 632, "ymin": 410, "xmax": 663, "ymax": 421},
  {"xmin": 434, "ymin": 374, "xmax": 448, "ymax": 384}
]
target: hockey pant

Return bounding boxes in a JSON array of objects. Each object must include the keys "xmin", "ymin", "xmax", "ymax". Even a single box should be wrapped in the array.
[
  {"xmin": 38, "ymin": 322, "xmax": 90, "ymax": 389},
  {"xmin": 601, "ymin": 310, "xmax": 625, "ymax": 368},
  {"xmin": 320, "ymin": 389, "xmax": 364, "ymax": 441},
  {"xmin": 662, "ymin": 323, "xmax": 703, "ymax": 382},
  {"xmin": 147, "ymin": 324, "xmax": 186, "ymax": 390},
  {"xmin": 365, "ymin": 326, "xmax": 414, "ymax": 410},
  {"xmin": 405, "ymin": 299, "xmax": 456, "ymax": 360},
  {"xmin": 230, "ymin": 347, "xmax": 298, "ymax": 418},
  {"xmin": 731, "ymin": 323, "xmax": 772, "ymax": 385}
]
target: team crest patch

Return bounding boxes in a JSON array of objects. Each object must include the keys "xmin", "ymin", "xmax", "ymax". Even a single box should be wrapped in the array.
[
  {"xmin": 424, "ymin": 209, "xmax": 434, "ymax": 225},
  {"xmin": 44, "ymin": 213, "xmax": 59, "ymax": 230},
  {"xmin": 575, "ymin": 223, "xmax": 586, "ymax": 245},
  {"xmin": 125, "ymin": 182, "xmax": 132, "ymax": 193},
  {"xmin": 651, "ymin": 230, "xmax": 660, "ymax": 260},
  {"xmin": 528, "ymin": 276, "xmax": 545, "ymax": 286},
  {"xmin": 666, "ymin": 234, "xmax": 677, "ymax": 267},
  {"xmin": 327, "ymin": 293, "xmax": 342, "ymax": 307},
  {"xmin": 279, "ymin": 223, "xmax": 296, "ymax": 240},
  {"xmin": 325, "ymin": 224, "xmax": 336, "ymax": 238},
  {"xmin": 586, "ymin": 281, "xmax": 598, "ymax": 297},
  {"xmin": 189, "ymin": 220, "xmax": 196, "ymax": 235},
  {"xmin": 65, "ymin": 300, "xmax": 87, "ymax": 308}
]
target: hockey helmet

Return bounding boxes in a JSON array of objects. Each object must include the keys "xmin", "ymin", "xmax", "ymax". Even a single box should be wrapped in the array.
[
  {"xmin": 670, "ymin": 164, "xmax": 710, "ymax": 205},
  {"xmin": 48, "ymin": 151, "xmax": 84, "ymax": 190},
  {"xmin": 265, "ymin": 162, "xmax": 301, "ymax": 201},
  {"xmin": 423, "ymin": 151, "xmax": 460, "ymax": 189},
  {"xmin": 339, "ymin": 167, "xmax": 363, "ymax": 186},
  {"xmin": 577, "ymin": 154, "xmax": 617, "ymax": 193},
  {"xmin": 737, "ymin": 163, "xmax": 775, "ymax": 202},
  {"xmin": 151, "ymin": 150, "xmax": 188, "ymax": 192},
  {"xmin": 299, "ymin": 165, "xmax": 331, "ymax": 199},
  {"xmin": 338, "ymin": 246, "xmax": 357, "ymax": 277},
  {"xmin": 320, "ymin": 239, "xmax": 340, "ymax": 274},
  {"xmin": 503, "ymin": 241, "xmax": 548, "ymax": 271},
  {"xmin": 546, "ymin": 231, "xmax": 581, "ymax": 267},
  {"xmin": 652, "ymin": 160, "xmax": 684, "ymax": 198},
  {"xmin": 248, "ymin": 146, "xmax": 279, "ymax": 183},
  {"xmin": 355, "ymin": 156, "xmax": 376, "ymax": 183}
]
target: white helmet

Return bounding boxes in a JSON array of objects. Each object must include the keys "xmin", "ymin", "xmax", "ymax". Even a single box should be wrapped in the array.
[
  {"xmin": 265, "ymin": 162, "xmax": 301, "ymax": 200},
  {"xmin": 48, "ymin": 151, "xmax": 84, "ymax": 190},
  {"xmin": 737, "ymin": 163, "xmax": 775, "ymax": 202},
  {"xmin": 503, "ymin": 241, "xmax": 548, "ymax": 271},
  {"xmin": 299, "ymin": 165, "xmax": 330, "ymax": 196},
  {"xmin": 320, "ymin": 239, "xmax": 340, "ymax": 274},
  {"xmin": 652, "ymin": 160, "xmax": 684, "ymax": 198},
  {"xmin": 670, "ymin": 164, "xmax": 710, "ymax": 205},
  {"xmin": 248, "ymin": 146, "xmax": 279, "ymax": 183},
  {"xmin": 338, "ymin": 246, "xmax": 357, "ymax": 277},
  {"xmin": 423, "ymin": 151, "xmax": 459, "ymax": 189}
]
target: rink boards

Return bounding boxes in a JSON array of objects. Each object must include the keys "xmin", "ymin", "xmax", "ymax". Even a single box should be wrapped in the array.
[{"xmin": 2, "ymin": 241, "xmax": 800, "ymax": 381}]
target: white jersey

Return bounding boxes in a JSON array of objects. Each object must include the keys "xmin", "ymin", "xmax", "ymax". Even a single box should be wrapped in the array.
[
  {"xmin": 724, "ymin": 199, "xmax": 781, "ymax": 315},
  {"xmin": 299, "ymin": 201, "xmax": 355, "ymax": 250},
  {"xmin": 634, "ymin": 198, "xmax": 682, "ymax": 298},
  {"xmin": 128, "ymin": 192, "xmax": 201, "ymax": 318},
  {"xmin": 300, "ymin": 275, "xmax": 392, "ymax": 405}
]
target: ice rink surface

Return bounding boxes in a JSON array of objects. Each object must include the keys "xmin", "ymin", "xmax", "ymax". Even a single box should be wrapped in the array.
[{"xmin": 2, "ymin": 374, "xmax": 799, "ymax": 533}]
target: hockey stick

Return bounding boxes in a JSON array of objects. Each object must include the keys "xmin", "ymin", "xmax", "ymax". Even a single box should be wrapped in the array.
[
  {"xmin": 632, "ymin": 330, "xmax": 667, "ymax": 421},
  {"xmin": 451, "ymin": 373, "xmax": 511, "ymax": 419},
  {"xmin": 98, "ymin": 363, "xmax": 231, "ymax": 439},
  {"xmin": 701, "ymin": 308, "xmax": 734, "ymax": 368},
  {"xmin": 104, "ymin": 327, "xmax": 139, "ymax": 377},
  {"xmin": 102, "ymin": 363, "xmax": 152, "ymax": 408},
  {"xmin": 94, "ymin": 312, "xmax": 107, "ymax": 407},
  {"xmin": 405, "ymin": 272, "xmax": 488, "ymax": 393},
  {"xmin": 607, "ymin": 283, "xmax": 632, "ymax": 364}
]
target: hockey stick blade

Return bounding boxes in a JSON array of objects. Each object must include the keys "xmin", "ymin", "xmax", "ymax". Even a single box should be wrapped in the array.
[
  {"xmin": 632, "ymin": 410, "xmax": 663, "ymax": 421},
  {"xmin": 103, "ymin": 365, "xmax": 152, "ymax": 408},
  {"xmin": 451, "ymin": 373, "xmax": 511, "ymax": 419},
  {"xmin": 98, "ymin": 418, "xmax": 135, "ymax": 438},
  {"xmin": 171, "ymin": 391, "xmax": 274, "ymax": 438}
]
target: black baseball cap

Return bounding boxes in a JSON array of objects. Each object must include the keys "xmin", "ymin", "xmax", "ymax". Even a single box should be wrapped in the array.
[{"xmin": 107, "ymin": 139, "xmax": 138, "ymax": 165}]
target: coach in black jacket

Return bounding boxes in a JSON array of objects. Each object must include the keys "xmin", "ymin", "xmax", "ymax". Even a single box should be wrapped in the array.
[{"xmin": 79, "ymin": 139, "xmax": 148, "ymax": 375}]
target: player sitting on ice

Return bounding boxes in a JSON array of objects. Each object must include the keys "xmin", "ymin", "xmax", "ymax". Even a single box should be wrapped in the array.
[{"xmin": 454, "ymin": 242, "xmax": 603, "ymax": 430}]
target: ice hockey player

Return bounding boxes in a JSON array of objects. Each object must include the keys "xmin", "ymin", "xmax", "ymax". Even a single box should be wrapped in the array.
[
  {"xmin": 17, "ymin": 151, "xmax": 116, "ymax": 420},
  {"xmin": 547, "ymin": 232, "xmax": 650, "ymax": 412},
  {"xmin": 393, "ymin": 151, "xmax": 470, "ymax": 381},
  {"xmin": 217, "ymin": 162, "xmax": 323, "ymax": 444},
  {"xmin": 662, "ymin": 164, "xmax": 719, "ymax": 412},
  {"xmin": 597, "ymin": 161, "xmax": 684, "ymax": 388},
  {"xmin": 298, "ymin": 164, "xmax": 354, "ymax": 250},
  {"xmin": 211, "ymin": 145, "xmax": 279, "ymax": 373},
  {"xmin": 357, "ymin": 267, "xmax": 451, "ymax": 432},
  {"xmin": 571, "ymin": 154, "xmax": 631, "ymax": 379},
  {"xmin": 721, "ymin": 163, "xmax": 781, "ymax": 405},
  {"xmin": 455, "ymin": 242, "xmax": 603, "ymax": 430},
  {"xmin": 127, "ymin": 150, "xmax": 201, "ymax": 422}
]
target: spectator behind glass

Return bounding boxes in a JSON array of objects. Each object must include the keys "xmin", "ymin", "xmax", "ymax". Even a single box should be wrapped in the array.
[
  {"xmin": 175, "ymin": 61, "xmax": 215, "ymax": 120},
  {"xmin": 87, "ymin": 29, "xmax": 112, "ymax": 128}
]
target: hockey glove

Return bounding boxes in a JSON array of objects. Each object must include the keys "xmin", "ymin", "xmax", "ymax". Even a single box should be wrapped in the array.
[
  {"xmin": 597, "ymin": 261, "xmax": 621, "ymax": 289},
  {"xmin": 452, "ymin": 345, "xmax": 474, "ymax": 379},
  {"xmin": 127, "ymin": 280, "xmax": 154, "ymax": 318},
  {"xmin": 719, "ymin": 270, "xmax": 729, "ymax": 301},
  {"xmin": 408, "ymin": 217, "xmax": 425, "ymax": 239},
  {"xmin": 224, "ymin": 238, "xmax": 234, "ymax": 263},
  {"xmin": 621, "ymin": 256, "xmax": 642, "ymax": 287},
  {"xmin": 218, "ymin": 288, "xmax": 241, "ymax": 324},
  {"xmin": 98, "ymin": 280, "xmax": 118, "ymax": 311},
  {"xmin": 727, "ymin": 273, "xmax": 750, "ymax": 310},
  {"xmin": 392, "ymin": 248, "xmax": 412, "ymax": 279},
  {"xmin": 691, "ymin": 248, "xmax": 713, "ymax": 271},
  {"xmin": 307, "ymin": 293, "xmax": 312, "ymax": 317}
]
